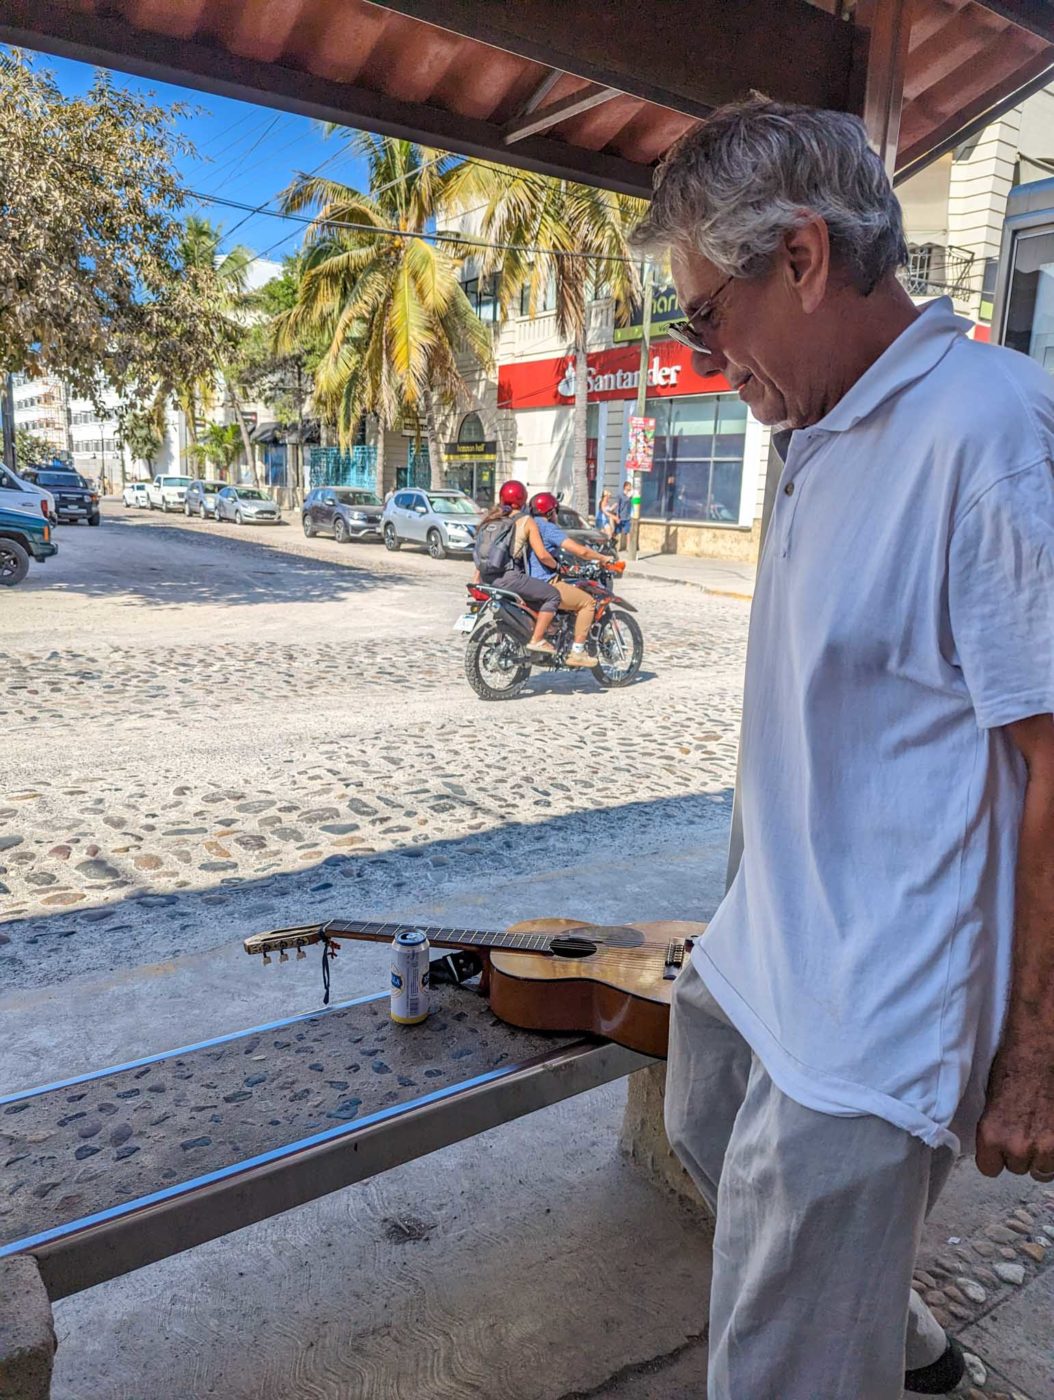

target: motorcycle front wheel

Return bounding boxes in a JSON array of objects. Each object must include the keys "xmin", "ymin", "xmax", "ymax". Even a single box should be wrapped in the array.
[
  {"xmin": 464, "ymin": 623, "xmax": 531, "ymax": 701},
  {"xmin": 592, "ymin": 610, "xmax": 644, "ymax": 688}
]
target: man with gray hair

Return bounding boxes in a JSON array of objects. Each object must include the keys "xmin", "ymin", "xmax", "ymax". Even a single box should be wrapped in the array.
[{"xmin": 633, "ymin": 97, "xmax": 1054, "ymax": 1399}]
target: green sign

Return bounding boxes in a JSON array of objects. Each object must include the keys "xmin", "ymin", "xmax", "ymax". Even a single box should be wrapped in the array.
[{"xmin": 612, "ymin": 283, "xmax": 682, "ymax": 343}]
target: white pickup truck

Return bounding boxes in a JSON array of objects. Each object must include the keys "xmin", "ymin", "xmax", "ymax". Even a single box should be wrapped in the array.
[{"xmin": 147, "ymin": 474, "xmax": 193, "ymax": 512}]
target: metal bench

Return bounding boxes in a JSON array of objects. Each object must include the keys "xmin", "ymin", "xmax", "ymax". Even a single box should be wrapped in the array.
[{"xmin": 1, "ymin": 982, "xmax": 649, "ymax": 1303}]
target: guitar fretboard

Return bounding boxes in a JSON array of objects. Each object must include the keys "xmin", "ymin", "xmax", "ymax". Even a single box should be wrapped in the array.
[{"xmin": 324, "ymin": 919, "xmax": 559, "ymax": 953}]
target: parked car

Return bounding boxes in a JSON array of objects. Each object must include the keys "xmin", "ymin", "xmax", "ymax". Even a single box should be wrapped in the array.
[
  {"xmin": 184, "ymin": 479, "xmax": 223, "ymax": 518},
  {"xmin": 215, "ymin": 485, "xmax": 281, "ymax": 525},
  {"xmin": 0, "ymin": 465, "xmax": 55, "ymax": 524},
  {"xmin": 557, "ymin": 505, "xmax": 617, "ymax": 556},
  {"xmin": 147, "ymin": 474, "xmax": 193, "ymax": 512},
  {"xmin": 382, "ymin": 488, "xmax": 481, "ymax": 559},
  {"xmin": 122, "ymin": 481, "xmax": 150, "ymax": 508},
  {"xmin": 302, "ymin": 487, "xmax": 384, "ymax": 542},
  {"xmin": 31, "ymin": 468, "xmax": 100, "ymax": 525},
  {"xmin": 0, "ymin": 503, "xmax": 58, "ymax": 586}
]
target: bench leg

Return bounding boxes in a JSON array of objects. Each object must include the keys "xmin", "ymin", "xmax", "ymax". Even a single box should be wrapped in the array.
[
  {"xmin": 619, "ymin": 1063, "xmax": 710, "ymax": 1214},
  {"xmin": 0, "ymin": 1257, "xmax": 56, "ymax": 1400}
]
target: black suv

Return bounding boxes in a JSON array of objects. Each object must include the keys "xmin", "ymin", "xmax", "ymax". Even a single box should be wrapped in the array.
[{"xmin": 32, "ymin": 469, "xmax": 100, "ymax": 526}]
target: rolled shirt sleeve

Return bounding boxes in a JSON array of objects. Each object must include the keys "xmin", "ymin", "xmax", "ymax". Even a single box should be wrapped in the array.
[{"xmin": 948, "ymin": 460, "xmax": 1054, "ymax": 730}]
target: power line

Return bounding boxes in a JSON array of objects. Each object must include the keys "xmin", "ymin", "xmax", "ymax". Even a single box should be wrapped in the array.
[
  {"xmin": 11, "ymin": 129, "xmax": 638, "ymax": 267},
  {"xmin": 186, "ymin": 186, "xmax": 636, "ymax": 264}
]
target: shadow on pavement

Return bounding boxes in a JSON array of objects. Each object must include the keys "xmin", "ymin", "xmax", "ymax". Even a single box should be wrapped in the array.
[
  {"xmin": 22, "ymin": 516, "xmax": 420, "ymax": 609},
  {"xmin": 0, "ymin": 788, "xmax": 736, "ymax": 997}
]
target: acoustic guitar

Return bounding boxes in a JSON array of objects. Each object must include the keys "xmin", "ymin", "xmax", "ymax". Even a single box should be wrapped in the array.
[{"xmin": 243, "ymin": 917, "xmax": 707, "ymax": 1058}]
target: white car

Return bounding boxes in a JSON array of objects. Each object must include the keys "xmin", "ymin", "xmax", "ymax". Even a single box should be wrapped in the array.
[
  {"xmin": 122, "ymin": 481, "xmax": 150, "ymax": 508},
  {"xmin": 0, "ymin": 464, "xmax": 55, "ymax": 523},
  {"xmin": 147, "ymin": 474, "xmax": 193, "ymax": 512}
]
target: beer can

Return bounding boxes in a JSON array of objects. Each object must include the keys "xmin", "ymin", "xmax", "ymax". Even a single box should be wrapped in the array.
[{"xmin": 390, "ymin": 929, "xmax": 430, "ymax": 1024}]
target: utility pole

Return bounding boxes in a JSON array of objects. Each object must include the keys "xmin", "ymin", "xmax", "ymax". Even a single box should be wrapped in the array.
[
  {"xmin": 2, "ymin": 373, "xmax": 17, "ymax": 475},
  {"xmin": 626, "ymin": 262, "xmax": 654, "ymax": 562}
]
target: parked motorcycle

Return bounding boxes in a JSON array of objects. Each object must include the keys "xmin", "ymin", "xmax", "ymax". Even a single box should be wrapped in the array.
[{"xmin": 457, "ymin": 558, "xmax": 644, "ymax": 701}]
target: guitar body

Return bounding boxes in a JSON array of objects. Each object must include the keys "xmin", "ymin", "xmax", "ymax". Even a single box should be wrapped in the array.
[
  {"xmin": 244, "ymin": 915, "xmax": 708, "ymax": 1059},
  {"xmin": 487, "ymin": 918, "xmax": 708, "ymax": 1058}
]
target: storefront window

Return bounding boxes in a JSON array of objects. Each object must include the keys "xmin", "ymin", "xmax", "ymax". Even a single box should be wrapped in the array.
[{"xmin": 638, "ymin": 393, "xmax": 747, "ymax": 524}]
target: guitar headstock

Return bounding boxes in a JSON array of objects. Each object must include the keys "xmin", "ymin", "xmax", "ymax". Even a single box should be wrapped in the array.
[{"xmin": 242, "ymin": 924, "xmax": 334, "ymax": 965}]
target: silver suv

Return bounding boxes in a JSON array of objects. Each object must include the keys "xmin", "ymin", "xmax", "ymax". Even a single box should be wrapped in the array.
[{"xmin": 381, "ymin": 488, "xmax": 481, "ymax": 559}]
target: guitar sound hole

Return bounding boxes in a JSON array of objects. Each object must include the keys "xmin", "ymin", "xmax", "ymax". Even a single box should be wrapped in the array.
[{"xmin": 549, "ymin": 935, "xmax": 598, "ymax": 959}]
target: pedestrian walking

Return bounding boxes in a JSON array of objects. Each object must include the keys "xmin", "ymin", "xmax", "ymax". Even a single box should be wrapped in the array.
[
  {"xmin": 595, "ymin": 487, "xmax": 616, "ymax": 538},
  {"xmin": 632, "ymin": 96, "xmax": 1054, "ymax": 1400},
  {"xmin": 614, "ymin": 479, "xmax": 633, "ymax": 550}
]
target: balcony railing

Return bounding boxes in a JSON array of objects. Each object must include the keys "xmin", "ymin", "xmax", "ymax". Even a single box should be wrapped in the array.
[{"xmin": 901, "ymin": 243, "xmax": 976, "ymax": 301}]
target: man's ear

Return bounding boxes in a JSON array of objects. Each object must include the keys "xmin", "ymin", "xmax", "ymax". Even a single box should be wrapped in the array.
[{"xmin": 781, "ymin": 216, "xmax": 830, "ymax": 314}]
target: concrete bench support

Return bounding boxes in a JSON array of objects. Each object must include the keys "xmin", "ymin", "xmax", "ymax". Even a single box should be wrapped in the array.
[
  {"xmin": 0, "ymin": 1256, "xmax": 55, "ymax": 1400},
  {"xmin": 620, "ymin": 1062, "xmax": 710, "ymax": 1215}
]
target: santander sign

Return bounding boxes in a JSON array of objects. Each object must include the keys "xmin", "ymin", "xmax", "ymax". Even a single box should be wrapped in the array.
[{"xmin": 498, "ymin": 340, "xmax": 730, "ymax": 410}]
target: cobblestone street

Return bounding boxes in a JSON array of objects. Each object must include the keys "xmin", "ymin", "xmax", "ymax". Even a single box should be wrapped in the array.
[{"xmin": 0, "ymin": 504, "xmax": 745, "ymax": 995}]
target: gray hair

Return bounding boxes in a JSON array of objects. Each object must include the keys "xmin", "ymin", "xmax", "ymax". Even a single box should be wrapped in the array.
[{"xmin": 631, "ymin": 97, "xmax": 907, "ymax": 294}]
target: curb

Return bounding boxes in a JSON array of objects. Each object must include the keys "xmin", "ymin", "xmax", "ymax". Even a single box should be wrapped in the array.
[{"xmin": 631, "ymin": 567, "xmax": 754, "ymax": 602}]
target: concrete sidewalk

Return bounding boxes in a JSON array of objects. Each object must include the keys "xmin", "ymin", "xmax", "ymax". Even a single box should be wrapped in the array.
[{"xmin": 629, "ymin": 551, "xmax": 756, "ymax": 601}]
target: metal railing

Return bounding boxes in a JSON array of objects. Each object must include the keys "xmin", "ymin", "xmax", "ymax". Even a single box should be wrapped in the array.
[{"xmin": 902, "ymin": 243, "xmax": 976, "ymax": 301}]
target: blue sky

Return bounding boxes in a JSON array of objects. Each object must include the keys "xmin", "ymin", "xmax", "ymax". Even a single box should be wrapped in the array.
[{"xmin": 29, "ymin": 49, "xmax": 371, "ymax": 266}]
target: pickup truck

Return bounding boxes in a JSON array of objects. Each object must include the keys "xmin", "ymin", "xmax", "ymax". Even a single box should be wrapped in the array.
[
  {"xmin": 0, "ymin": 503, "xmax": 58, "ymax": 586},
  {"xmin": 147, "ymin": 474, "xmax": 193, "ymax": 512}
]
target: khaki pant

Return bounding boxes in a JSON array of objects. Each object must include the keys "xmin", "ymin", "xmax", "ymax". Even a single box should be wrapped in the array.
[
  {"xmin": 553, "ymin": 581, "xmax": 594, "ymax": 643},
  {"xmin": 666, "ymin": 961, "xmax": 953, "ymax": 1400}
]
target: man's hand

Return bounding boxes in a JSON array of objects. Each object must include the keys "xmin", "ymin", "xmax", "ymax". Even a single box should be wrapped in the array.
[
  {"xmin": 976, "ymin": 1038, "xmax": 1054, "ymax": 1180},
  {"xmin": 976, "ymin": 713, "xmax": 1054, "ymax": 1182}
]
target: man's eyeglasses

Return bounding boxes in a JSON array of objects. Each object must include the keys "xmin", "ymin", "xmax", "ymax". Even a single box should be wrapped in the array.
[{"xmin": 667, "ymin": 276, "xmax": 734, "ymax": 355}]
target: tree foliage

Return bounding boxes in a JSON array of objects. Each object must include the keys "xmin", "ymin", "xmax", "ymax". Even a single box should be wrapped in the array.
[
  {"xmin": 13, "ymin": 426, "xmax": 54, "ymax": 471},
  {"xmin": 191, "ymin": 421, "xmax": 242, "ymax": 478},
  {"xmin": 0, "ymin": 51, "xmax": 180, "ymax": 391},
  {"xmin": 278, "ymin": 134, "xmax": 491, "ymax": 486}
]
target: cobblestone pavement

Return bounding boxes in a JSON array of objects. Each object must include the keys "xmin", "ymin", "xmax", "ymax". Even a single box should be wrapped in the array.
[{"xmin": 0, "ymin": 505, "xmax": 745, "ymax": 992}]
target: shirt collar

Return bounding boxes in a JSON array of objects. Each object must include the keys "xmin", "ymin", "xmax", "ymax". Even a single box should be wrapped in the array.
[{"xmin": 812, "ymin": 297, "xmax": 972, "ymax": 435}]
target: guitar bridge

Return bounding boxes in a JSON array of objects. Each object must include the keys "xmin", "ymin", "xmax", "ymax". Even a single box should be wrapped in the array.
[{"xmin": 663, "ymin": 940, "xmax": 686, "ymax": 981}]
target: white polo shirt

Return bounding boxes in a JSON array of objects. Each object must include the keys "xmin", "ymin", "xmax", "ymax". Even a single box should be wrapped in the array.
[{"xmin": 695, "ymin": 298, "xmax": 1054, "ymax": 1152}]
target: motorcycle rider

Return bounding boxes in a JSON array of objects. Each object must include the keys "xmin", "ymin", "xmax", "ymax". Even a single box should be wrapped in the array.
[
  {"xmin": 524, "ymin": 491, "xmax": 619, "ymax": 668},
  {"xmin": 472, "ymin": 480, "xmax": 562, "ymax": 654}
]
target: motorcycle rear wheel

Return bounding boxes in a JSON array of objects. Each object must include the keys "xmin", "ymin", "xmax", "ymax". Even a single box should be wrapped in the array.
[
  {"xmin": 592, "ymin": 610, "xmax": 643, "ymax": 688},
  {"xmin": 465, "ymin": 623, "xmax": 531, "ymax": 701}
]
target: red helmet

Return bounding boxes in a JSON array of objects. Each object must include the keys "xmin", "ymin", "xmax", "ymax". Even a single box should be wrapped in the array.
[
  {"xmin": 498, "ymin": 480, "xmax": 527, "ymax": 510},
  {"xmin": 530, "ymin": 491, "xmax": 559, "ymax": 518}
]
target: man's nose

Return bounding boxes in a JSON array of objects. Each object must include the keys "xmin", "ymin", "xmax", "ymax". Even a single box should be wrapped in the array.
[{"xmin": 691, "ymin": 347, "xmax": 726, "ymax": 378}]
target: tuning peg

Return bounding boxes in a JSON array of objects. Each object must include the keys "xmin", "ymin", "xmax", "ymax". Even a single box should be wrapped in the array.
[
  {"xmin": 262, "ymin": 952, "xmax": 272, "ymax": 966},
  {"xmin": 279, "ymin": 950, "xmax": 289, "ymax": 963},
  {"xmin": 296, "ymin": 947, "xmax": 306, "ymax": 960}
]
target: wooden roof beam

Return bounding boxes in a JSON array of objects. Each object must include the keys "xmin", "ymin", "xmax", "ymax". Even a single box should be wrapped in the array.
[
  {"xmin": 503, "ymin": 84, "xmax": 621, "ymax": 145},
  {"xmin": 857, "ymin": 0, "xmax": 913, "ymax": 176}
]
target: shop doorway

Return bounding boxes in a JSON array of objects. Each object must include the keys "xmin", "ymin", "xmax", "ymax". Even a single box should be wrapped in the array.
[{"xmin": 445, "ymin": 413, "xmax": 497, "ymax": 505}]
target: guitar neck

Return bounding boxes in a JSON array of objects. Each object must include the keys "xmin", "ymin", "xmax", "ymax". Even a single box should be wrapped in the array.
[{"xmin": 323, "ymin": 919, "xmax": 555, "ymax": 954}]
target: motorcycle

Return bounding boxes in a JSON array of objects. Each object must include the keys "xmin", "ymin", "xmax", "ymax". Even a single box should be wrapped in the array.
[{"xmin": 456, "ymin": 558, "xmax": 644, "ymax": 701}]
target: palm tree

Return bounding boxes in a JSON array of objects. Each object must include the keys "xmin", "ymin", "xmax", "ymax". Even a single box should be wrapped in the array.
[
  {"xmin": 278, "ymin": 134, "xmax": 491, "ymax": 490},
  {"xmin": 190, "ymin": 421, "xmax": 242, "ymax": 480},
  {"xmin": 176, "ymin": 216, "xmax": 256, "ymax": 478},
  {"xmin": 466, "ymin": 172, "xmax": 644, "ymax": 515}
]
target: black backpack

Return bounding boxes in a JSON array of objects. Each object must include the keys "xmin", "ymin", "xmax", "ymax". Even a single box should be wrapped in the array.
[{"xmin": 474, "ymin": 512, "xmax": 523, "ymax": 583}]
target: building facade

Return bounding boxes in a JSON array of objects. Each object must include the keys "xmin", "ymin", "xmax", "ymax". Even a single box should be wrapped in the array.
[{"xmin": 11, "ymin": 373, "xmax": 69, "ymax": 459}]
